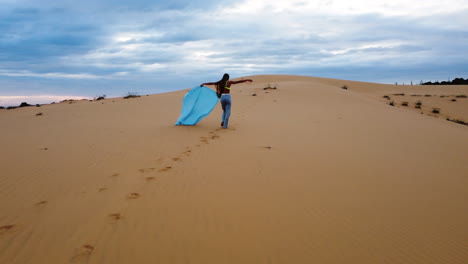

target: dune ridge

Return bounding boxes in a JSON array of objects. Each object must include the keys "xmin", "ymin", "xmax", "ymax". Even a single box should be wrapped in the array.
[{"xmin": 1, "ymin": 75, "xmax": 467, "ymax": 263}]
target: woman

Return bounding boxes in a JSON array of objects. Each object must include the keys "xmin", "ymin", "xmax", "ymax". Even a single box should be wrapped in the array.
[{"xmin": 201, "ymin": 73, "xmax": 253, "ymax": 128}]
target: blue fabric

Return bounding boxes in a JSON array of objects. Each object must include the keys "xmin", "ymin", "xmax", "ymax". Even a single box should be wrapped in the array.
[
  {"xmin": 220, "ymin": 94, "xmax": 231, "ymax": 128},
  {"xmin": 175, "ymin": 86, "xmax": 219, "ymax": 126}
]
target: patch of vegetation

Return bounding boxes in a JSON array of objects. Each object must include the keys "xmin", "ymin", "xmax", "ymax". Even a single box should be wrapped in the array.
[
  {"xmin": 5, "ymin": 102, "xmax": 33, "ymax": 110},
  {"xmin": 94, "ymin": 95, "xmax": 106, "ymax": 101},
  {"xmin": 19, "ymin": 102, "xmax": 32, "ymax": 107},
  {"xmin": 415, "ymin": 101, "xmax": 422, "ymax": 109},
  {"xmin": 263, "ymin": 83, "xmax": 278, "ymax": 90},
  {"xmin": 432, "ymin": 108, "xmax": 440, "ymax": 114},
  {"xmin": 61, "ymin": 99, "xmax": 76, "ymax": 103},
  {"xmin": 446, "ymin": 118, "xmax": 468, "ymax": 126},
  {"xmin": 123, "ymin": 92, "xmax": 140, "ymax": 99},
  {"xmin": 401, "ymin": 101, "xmax": 409, "ymax": 106},
  {"xmin": 422, "ymin": 78, "xmax": 468, "ymax": 85},
  {"xmin": 411, "ymin": 94, "xmax": 422, "ymax": 97},
  {"xmin": 36, "ymin": 112, "xmax": 43, "ymax": 116},
  {"xmin": 455, "ymin": 95, "xmax": 467, "ymax": 98},
  {"xmin": 392, "ymin": 93, "xmax": 405, "ymax": 96},
  {"xmin": 451, "ymin": 99, "xmax": 457, "ymax": 102},
  {"xmin": 424, "ymin": 94, "xmax": 432, "ymax": 97},
  {"xmin": 389, "ymin": 101, "xmax": 394, "ymax": 106},
  {"xmin": 383, "ymin": 95, "xmax": 391, "ymax": 100},
  {"xmin": 341, "ymin": 85, "xmax": 348, "ymax": 90}
]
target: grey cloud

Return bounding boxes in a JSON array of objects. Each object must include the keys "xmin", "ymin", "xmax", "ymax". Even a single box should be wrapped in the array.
[
  {"xmin": 0, "ymin": 7, "xmax": 104, "ymax": 64},
  {"xmin": 1, "ymin": 1, "xmax": 467, "ymax": 99},
  {"xmin": 6, "ymin": 0, "xmax": 239, "ymax": 12}
]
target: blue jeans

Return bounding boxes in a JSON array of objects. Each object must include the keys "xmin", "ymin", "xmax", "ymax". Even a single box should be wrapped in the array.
[{"xmin": 220, "ymin": 94, "xmax": 231, "ymax": 128}]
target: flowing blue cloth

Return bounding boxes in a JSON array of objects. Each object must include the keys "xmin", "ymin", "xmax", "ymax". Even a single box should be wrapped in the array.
[{"xmin": 175, "ymin": 86, "xmax": 219, "ymax": 126}]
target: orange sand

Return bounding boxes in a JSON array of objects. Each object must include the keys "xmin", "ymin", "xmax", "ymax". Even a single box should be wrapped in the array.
[{"xmin": 1, "ymin": 75, "xmax": 467, "ymax": 263}]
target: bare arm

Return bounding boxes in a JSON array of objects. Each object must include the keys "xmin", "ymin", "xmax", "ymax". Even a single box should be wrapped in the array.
[
  {"xmin": 200, "ymin": 82, "xmax": 217, "ymax": 86},
  {"xmin": 230, "ymin": 79, "xmax": 253, "ymax": 85}
]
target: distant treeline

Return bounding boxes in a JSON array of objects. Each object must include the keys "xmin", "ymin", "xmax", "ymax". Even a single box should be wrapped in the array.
[{"xmin": 421, "ymin": 78, "xmax": 468, "ymax": 85}]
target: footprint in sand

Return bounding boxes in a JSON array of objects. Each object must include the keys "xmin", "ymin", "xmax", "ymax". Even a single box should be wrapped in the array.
[
  {"xmin": 127, "ymin": 193, "xmax": 140, "ymax": 199},
  {"xmin": 0, "ymin": 224, "xmax": 16, "ymax": 235},
  {"xmin": 139, "ymin": 168, "xmax": 156, "ymax": 173},
  {"xmin": 145, "ymin": 176, "xmax": 156, "ymax": 182},
  {"xmin": 110, "ymin": 173, "xmax": 120, "ymax": 178},
  {"xmin": 98, "ymin": 187, "xmax": 108, "ymax": 192},
  {"xmin": 172, "ymin": 157, "xmax": 182, "ymax": 162},
  {"xmin": 211, "ymin": 134, "xmax": 220, "ymax": 139},
  {"xmin": 35, "ymin": 200, "xmax": 48, "ymax": 207},
  {"xmin": 181, "ymin": 149, "xmax": 192, "ymax": 156},
  {"xmin": 108, "ymin": 213, "xmax": 122, "ymax": 220},
  {"xmin": 71, "ymin": 244, "xmax": 94, "ymax": 263},
  {"xmin": 158, "ymin": 166, "xmax": 172, "ymax": 172}
]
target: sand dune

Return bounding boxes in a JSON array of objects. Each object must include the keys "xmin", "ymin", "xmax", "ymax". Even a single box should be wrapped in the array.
[{"xmin": 1, "ymin": 75, "xmax": 467, "ymax": 263}]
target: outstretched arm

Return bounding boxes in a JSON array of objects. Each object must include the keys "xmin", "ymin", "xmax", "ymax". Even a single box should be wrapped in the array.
[
  {"xmin": 200, "ymin": 82, "xmax": 217, "ymax": 86},
  {"xmin": 230, "ymin": 79, "xmax": 253, "ymax": 85}
]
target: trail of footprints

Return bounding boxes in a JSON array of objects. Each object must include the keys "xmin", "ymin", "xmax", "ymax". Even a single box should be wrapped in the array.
[
  {"xmin": 1, "ymin": 129, "xmax": 224, "ymax": 262},
  {"xmin": 113, "ymin": 129, "xmax": 223, "ymax": 218},
  {"xmin": 3, "ymin": 90, "xmax": 271, "ymax": 262},
  {"xmin": 94, "ymin": 129, "xmax": 223, "ymax": 261},
  {"xmin": 12, "ymin": 90, "xmax": 273, "ymax": 261},
  {"xmin": 7, "ymin": 91, "xmax": 269, "ymax": 259}
]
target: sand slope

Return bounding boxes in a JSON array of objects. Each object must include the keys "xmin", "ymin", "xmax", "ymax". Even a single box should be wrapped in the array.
[{"xmin": 1, "ymin": 75, "xmax": 467, "ymax": 264}]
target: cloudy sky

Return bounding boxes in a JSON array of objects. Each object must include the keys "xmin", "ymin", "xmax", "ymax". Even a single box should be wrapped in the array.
[{"xmin": 1, "ymin": 0, "xmax": 467, "ymax": 105}]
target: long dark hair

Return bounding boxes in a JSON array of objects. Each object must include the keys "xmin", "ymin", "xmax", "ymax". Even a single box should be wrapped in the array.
[{"xmin": 215, "ymin": 73, "xmax": 229, "ymax": 98}]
